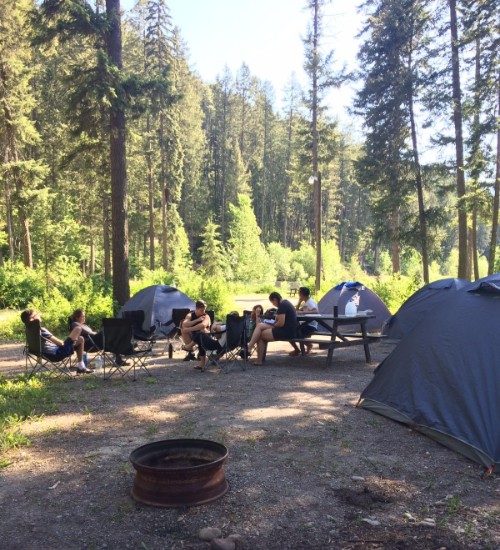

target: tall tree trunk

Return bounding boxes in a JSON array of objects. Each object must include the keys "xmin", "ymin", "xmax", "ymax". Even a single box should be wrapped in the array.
[
  {"xmin": 311, "ymin": 0, "xmax": 322, "ymax": 292},
  {"xmin": 390, "ymin": 208, "xmax": 401, "ymax": 274},
  {"xmin": 89, "ymin": 234, "xmax": 95, "ymax": 275},
  {"xmin": 106, "ymin": 0, "xmax": 130, "ymax": 308},
  {"xmin": 102, "ymin": 192, "xmax": 112, "ymax": 279},
  {"xmin": 449, "ymin": 0, "xmax": 468, "ymax": 279},
  {"xmin": 146, "ymin": 116, "xmax": 155, "ymax": 270},
  {"xmin": 471, "ymin": 216, "xmax": 479, "ymax": 279},
  {"xmin": 159, "ymin": 111, "xmax": 168, "ymax": 270},
  {"xmin": 3, "ymin": 176, "xmax": 14, "ymax": 260},
  {"xmin": 488, "ymin": 78, "xmax": 499, "ymax": 274},
  {"xmin": 408, "ymin": 22, "xmax": 429, "ymax": 284}
]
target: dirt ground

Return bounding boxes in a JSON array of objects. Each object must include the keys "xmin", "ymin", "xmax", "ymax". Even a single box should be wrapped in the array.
[{"xmin": 0, "ymin": 299, "xmax": 498, "ymax": 549}]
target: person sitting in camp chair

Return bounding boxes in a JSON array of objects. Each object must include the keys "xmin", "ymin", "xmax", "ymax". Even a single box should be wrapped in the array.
[
  {"xmin": 180, "ymin": 300, "xmax": 214, "ymax": 367},
  {"xmin": 180, "ymin": 300, "xmax": 210, "ymax": 359},
  {"xmin": 21, "ymin": 309, "xmax": 91, "ymax": 374},
  {"xmin": 69, "ymin": 309, "xmax": 128, "ymax": 366}
]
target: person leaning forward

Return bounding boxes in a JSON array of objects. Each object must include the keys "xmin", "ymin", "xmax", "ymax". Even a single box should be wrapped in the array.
[
  {"xmin": 181, "ymin": 300, "xmax": 221, "ymax": 370},
  {"xmin": 21, "ymin": 309, "xmax": 91, "ymax": 374},
  {"xmin": 246, "ymin": 292, "xmax": 297, "ymax": 365}
]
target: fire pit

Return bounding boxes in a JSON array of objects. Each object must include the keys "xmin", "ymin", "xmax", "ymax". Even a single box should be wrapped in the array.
[{"xmin": 130, "ymin": 439, "xmax": 229, "ymax": 507}]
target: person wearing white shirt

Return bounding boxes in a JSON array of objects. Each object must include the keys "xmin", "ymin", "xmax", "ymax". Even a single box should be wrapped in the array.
[{"xmin": 289, "ymin": 287, "xmax": 318, "ymax": 356}]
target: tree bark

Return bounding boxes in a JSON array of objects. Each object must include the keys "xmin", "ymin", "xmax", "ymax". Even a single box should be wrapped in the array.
[
  {"xmin": 106, "ymin": 0, "xmax": 130, "ymax": 308},
  {"xmin": 408, "ymin": 19, "xmax": 429, "ymax": 284},
  {"xmin": 311, "ymin": 0, "xmax": 322, "ymax": 292},
  {"xmin": 449, "ymin": 0, "xmax": 469, "ymax": 279},
  {"xmin": 488, "ymin": 77, "xmax": 499, "ymax": 274},
  {"xmin": 146, "ymin": 116, "xmax": 155, "ymax": 270}
]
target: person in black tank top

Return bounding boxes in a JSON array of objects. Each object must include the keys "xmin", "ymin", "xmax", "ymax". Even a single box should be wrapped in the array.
[{"xmin": 247, "ymin": 292, "xmax": 297, "ymax": 365}]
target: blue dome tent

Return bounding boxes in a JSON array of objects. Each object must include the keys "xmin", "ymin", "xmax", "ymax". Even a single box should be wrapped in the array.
[
  {"xmin": 383, "ymin": 278, "xmax": 468, "ymax": 339},
  {"xmin": 119, "ymin": 285, "xmax": 195, "ymax": 337},
  {"xmin": 359, "ymin": 275, "xmax": 500, "ymax": 470},
  {"xmin": 318, "ymin": 281, "xmax": 390, "ymax": 333}
]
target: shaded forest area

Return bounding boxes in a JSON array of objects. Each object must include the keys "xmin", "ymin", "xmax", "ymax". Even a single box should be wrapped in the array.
[{"xmin": 0, "ymin": 0, "xmax": 498, "ymax": 309}]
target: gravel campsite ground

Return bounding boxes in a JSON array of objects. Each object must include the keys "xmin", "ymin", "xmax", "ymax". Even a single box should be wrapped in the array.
[{"xmin": 0, "ymin": 296, "xmax": 498, "ymax": 549}]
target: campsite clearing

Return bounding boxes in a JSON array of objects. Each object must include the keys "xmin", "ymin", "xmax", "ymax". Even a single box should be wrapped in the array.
[{"xmin": 0, "ymin": 335, "xmax": 497, "ymax": 549}]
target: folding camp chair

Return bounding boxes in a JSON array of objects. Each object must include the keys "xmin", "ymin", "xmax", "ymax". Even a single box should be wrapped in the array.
[
  {"xmin": 23, "ymin": 320, "xmax": 73, "ymax": 378},
  {"xmin": 121, "ymin": 310, "xmax": 156, "ymax": 350},
  {"xmin": 101, "ymin": 318, "xmax": 153, "ymax": 381},
  {"xmin": 162, "ymin": 307, "xmax": 191, "ymax": 357},
  {"xmin": 198, "ymin": 313, "xmax": 249, "ymax": 372}
]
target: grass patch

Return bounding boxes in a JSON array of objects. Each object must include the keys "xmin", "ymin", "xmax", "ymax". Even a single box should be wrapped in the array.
[{"xmin": 0, "ymin": 374, "xmax": 60, "ymax": 458}]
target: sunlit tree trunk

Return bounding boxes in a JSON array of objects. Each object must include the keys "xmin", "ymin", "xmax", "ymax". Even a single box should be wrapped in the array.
[
  {"xmin": 449, "ymin": 0, "xmax": 468, "ymax": 279},
  {"xmin": 106, "ymin": 0, "xmax": 130, "ymax": 308}
]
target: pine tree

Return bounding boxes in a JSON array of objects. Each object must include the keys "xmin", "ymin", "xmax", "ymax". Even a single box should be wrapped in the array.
[{"xmin": 198, "ymin": 219, "xmax": 231, "ymax": 278}]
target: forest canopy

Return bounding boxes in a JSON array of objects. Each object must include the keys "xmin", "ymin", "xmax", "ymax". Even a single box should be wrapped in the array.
[{"xmin": 0, "ymin": 0, "xmax": 498, "ymax": 314}]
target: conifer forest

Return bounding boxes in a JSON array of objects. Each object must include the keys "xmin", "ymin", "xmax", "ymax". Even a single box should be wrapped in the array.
[{"xmin": 0, "ymin": 0, "xmax": 498, "ymax": 310}]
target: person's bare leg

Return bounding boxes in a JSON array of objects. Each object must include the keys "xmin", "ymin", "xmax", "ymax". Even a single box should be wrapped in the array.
[
  {"xmin": 75, "ymin": 336, "xmax": 84, "ymax": 361},
  {"xmin": 254, "ymin": 331, "xmax": 275, "ymax": 364}
]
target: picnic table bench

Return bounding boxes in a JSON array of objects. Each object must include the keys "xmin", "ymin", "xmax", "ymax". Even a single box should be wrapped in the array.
[{"xmin": 292, "ymin": 312, "xmax": 381, "ymax": 367}]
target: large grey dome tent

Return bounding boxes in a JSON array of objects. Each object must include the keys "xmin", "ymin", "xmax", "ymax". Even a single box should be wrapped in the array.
[
  {"xmin": 318, "ymin": 281, "xmax": 390, "ymax": 332},
  {"xmin": 359, "ymin": 275, "xmax": 500, "ymax": 469},
  {"xmin": 119, "ymin": 285, "xmax": 195, "ymax": 336},
  {"xmin": 383, "ymin": 278, "xmax": 468, "ymax": 339}
]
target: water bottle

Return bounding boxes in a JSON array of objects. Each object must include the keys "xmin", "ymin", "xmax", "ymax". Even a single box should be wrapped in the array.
[
  {"xmin": 92, "ymin": 356, "xmax": 103, "ymax": 370},
  {"xmin": 83, "ymin": 352, "xmax": 89, "ymax": 368},
  {"xmin": 345, "ymin": 300, "xmax": 358, "ymax": 317}
]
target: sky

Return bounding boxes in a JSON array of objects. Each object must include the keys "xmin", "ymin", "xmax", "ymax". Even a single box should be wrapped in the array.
[{"xmin": 121, "ymin": 0, "xmax": 363, "ymax": 131}]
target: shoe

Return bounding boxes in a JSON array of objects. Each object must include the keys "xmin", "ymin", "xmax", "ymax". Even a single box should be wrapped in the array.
[
  {"xmin": 194, "ymin": 364, "xmax": 203, "ymax": 370},
  {"xmin": 183, "ymin": 352, "xmax": 196, "ymax": 361},
  {"xmin": 76, "ymin": 365, "xmax": 92, "ymax": 374},
  {"xmin": 115, "ymin": 358, "xmax": 130, "ymax": 366},
  {"xmin": 289, "ymin": 349, "xmax": 300, "ymax": 357}
]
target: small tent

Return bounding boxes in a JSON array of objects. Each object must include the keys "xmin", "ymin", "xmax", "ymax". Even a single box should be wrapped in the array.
[
  {"xmin": 383, "ymin": 278, "xmax": 468, "ymax": 339},
  {"xmin": 359, "ymin": 275, "xmax": 500, "ymax": 469},
  {"xmin": 119, "ymin": 285, "xmax": 195, "ymax": 336},
  {"xmin": 318, "ymin": 281, "xmax": 390, "ymax": 332}
]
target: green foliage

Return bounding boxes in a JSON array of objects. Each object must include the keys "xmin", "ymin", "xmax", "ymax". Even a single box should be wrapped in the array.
[
  {"xmin": 199, "ymin": 278, "xmax": 232, "ymax": 318},
  {"xmin": 0, "ymin": 262, "xmax": 45, "ymax": 308},
  {"xmin": 372, "ymin": 274, "xmax": 421, "ymax": 314},
  {"xmin": 0, "ymin": 374, "xmax": 59, "ymax": 457},
  {"xmin": 228, "ymin": 195, "xmax": 276, "ymax": 283},
  {"xmin": 267, "ymin": 242, "xmax": 292, "ymax": 281},
  {"xmin": 291, "ymin": 242, "xmax": 315, "ymax": 279},
  {"xmin": 199, "ymin": 219, "xmax": 232, "ymax": 279},
  {"xmin": 129, "ymin": 268, "xmax": 174, "ymax": 296}
]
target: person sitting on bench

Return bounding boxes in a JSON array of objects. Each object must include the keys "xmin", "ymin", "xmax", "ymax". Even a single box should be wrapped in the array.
[
  {"xmin": 247, "ymin": 292, "xmax": 297, "ymax": 365},
  {"xmin": 289, "ymin": 286, "xmax": 318, "ymax": 356},
  {"xmin": 21, "ymin": 309, "xmax": 90, "ymax": 374}
]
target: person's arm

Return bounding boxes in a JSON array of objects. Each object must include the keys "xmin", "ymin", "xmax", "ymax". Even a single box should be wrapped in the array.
[
  {"xmin": 301, "ymin": 302, "xmax": 318, "ymax": 313},
  {"xmin": 48, "ymin": 335, "xmax": 64, "ymax": 346},
  {"xmin": 273, "ymin": 313, "xmax": 286, "ymax": 328}
]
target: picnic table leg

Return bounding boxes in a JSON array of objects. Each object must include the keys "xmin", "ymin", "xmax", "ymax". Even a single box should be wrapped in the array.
[
  {"xmin": 360, "ymin": 320, "xmax": 372, "ymax": 363},
  {"xmin": 326, "ymin": 320, "xmax": 338, "ymax": 367},
  {"xmin": 262, "ymin": 341, "xmax": 267, "ymax": 362},
  {"xmin": 168, "ymin": 343, "xmax": 173, "ymax": 359}
]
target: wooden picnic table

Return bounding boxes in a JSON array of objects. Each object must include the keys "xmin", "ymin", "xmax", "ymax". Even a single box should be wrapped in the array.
[{"xmin": 295, "ymin": 312, "xmax": 377, "ymax": 367}]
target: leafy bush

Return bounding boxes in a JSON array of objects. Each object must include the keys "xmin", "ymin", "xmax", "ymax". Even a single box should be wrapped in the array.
[
  {"xmin": 371, "ymin": 274, "xmax": 421, "ymax": 313},
  {"xmin": 0, "ymin": 262, "xmax": 45, "ymax": 308},
  {"xmin": 199, "ymin": 278, "xmax": 232, "ymax": 318}
]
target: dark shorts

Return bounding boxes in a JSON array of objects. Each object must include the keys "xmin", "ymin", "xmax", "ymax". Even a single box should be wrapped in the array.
[
  {"xmin": 44, "ymin": 337, "xmax": 74, "ymax": 361},
  {"xmin": 299, "ymin": 324, "xmax": 317, "ymax": 338},
  {"xmin": 192, "ymin": 332, "xmax": 222, "ymax": 358},
  {"xmin": 272, "ymin": 327, "xmax": 297, "ymax": 341}
]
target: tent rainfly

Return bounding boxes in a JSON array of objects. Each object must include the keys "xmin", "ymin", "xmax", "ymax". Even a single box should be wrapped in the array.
[
  {"xmin": 359, "ymin": 275, "xmax": 500, "ymax": 470},
  {"xmin": 383, "ymin": 278, "xmax": 468, "ymax": 340},
  {"xmin": 318, "ymin": 281, "xmax": 390, "ymax": 333},
  {"xmin": 119, "ymin": 285, "xmax": 195, "ymax": 336}
]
